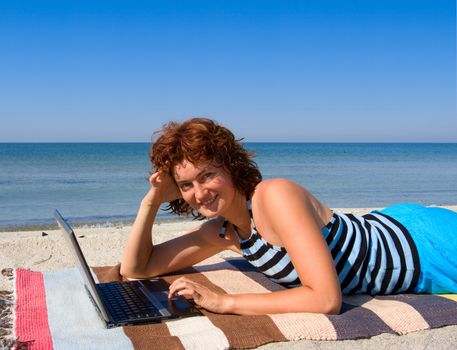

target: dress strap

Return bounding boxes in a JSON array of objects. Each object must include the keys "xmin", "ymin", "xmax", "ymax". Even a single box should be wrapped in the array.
[
  {"xmin": 219, "ymin": 220, "xmax": 229, "ymax": 238},
  {"xmin": 247, "ymin": 199, "xmax": 257, "ymax": 231}
]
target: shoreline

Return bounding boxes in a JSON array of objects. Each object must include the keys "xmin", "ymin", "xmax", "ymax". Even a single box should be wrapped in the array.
[
  {"xmin": 1, "ymin": 204, "xmax": 456, "ymax": 233},
  {"xmin": 0, "ymin": 215, "xmax": 199, "ymax": 233}
]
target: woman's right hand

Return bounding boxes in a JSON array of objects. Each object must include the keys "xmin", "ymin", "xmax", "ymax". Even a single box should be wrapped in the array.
[{"xmin": 143, "ymin": 171, "xmax": 182, "ymax": 205}]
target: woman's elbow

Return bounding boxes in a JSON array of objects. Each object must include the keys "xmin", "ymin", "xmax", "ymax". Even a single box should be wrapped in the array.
[
  {"xmin": 119, "ymin": 264, "xmax": 134, "ymax": 279},
  {"xmin": 324, "ymin": 300, "xmax": 342, "ymax": 315},
  {"xmin": 120, "ymin": 260, "xmax": 162, "ymax": 280},
  {"xmin": 119, "ymin": 263, "xmax": 146, "ymax": 280},
  {"xmin": 322, "ymin": 292, "xmax": 342, "ymax": 315},
  {"xmin": 308, "ymin": 287, "xmax": 342, "ymax": 315}
]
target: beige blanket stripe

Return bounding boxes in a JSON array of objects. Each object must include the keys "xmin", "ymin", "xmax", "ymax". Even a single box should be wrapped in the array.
[
  {"xmin": 192, "ymin": 256, "xmax": 271, "ymax": 294},
  {"xmin": 344, "ymin": 295, "xmax": 430, "ymax": 335},
  {"xmin": 269, "ymin": 312, "xmax": 338, "ymax": 341},
  {"xmin": 439, "ymin": 294, "xmax": 457, "ymax": 302},
  {"xmin": 166, "ymin": 316, "xmax": 230, "ymax": 350}
]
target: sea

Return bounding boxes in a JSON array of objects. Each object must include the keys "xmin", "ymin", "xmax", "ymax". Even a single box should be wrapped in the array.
[{"xmin": 1, "ymin": 143, "xmax": 457, "ymax": 231}]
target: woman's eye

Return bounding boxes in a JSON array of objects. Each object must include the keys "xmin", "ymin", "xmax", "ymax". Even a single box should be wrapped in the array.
[
  {"xmin": 201, "ymin": 172, "xmax": 214, "ymax": 181},
  {"xmin": 180, "ymin": 183, "xmax": 192, "ymax": 191}
]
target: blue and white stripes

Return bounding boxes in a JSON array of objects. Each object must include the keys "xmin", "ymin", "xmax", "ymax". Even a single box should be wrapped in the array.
[
  {"xmin": 238, "ymin": 232, "xmax": 301, "ymax": 287},
  {"xmin": 225, "ymin": 201, "xmax": 421, "ymax": 295},
  {"xmin": 324, "ymin": 211, "xmax": 420, "ymax": 294}
]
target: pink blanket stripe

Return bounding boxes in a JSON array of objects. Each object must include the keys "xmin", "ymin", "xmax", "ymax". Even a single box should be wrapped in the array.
[{"xmin": 15, "ymin": 269, "xmax": 53, "ymax": 350}]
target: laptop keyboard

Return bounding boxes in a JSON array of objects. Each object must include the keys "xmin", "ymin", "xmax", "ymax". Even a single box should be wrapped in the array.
[{"xmin": 98, "ymin": 282, "xmax": 162, "ymax": 320}]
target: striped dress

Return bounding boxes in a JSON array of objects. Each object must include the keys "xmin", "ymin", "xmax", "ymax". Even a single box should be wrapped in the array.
[{"xmin": 221, "ymin": 201, "xmax": 421, "ymax": 295}]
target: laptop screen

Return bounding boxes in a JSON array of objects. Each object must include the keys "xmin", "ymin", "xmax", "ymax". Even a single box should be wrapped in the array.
[{"xmin": 54, "ymin": 209, "xmax": 110, "ymax": 322}]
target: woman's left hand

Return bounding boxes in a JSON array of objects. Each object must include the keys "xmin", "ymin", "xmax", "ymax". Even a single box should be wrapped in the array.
[{"xmin": 168, "ymin": 277, "xmax": 231, "ymax": 314}]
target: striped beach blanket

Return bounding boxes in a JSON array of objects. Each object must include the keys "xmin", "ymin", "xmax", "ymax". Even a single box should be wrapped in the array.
[{"xmin": 3, "ymin": 256, "xmax": 457, "ymax": 350}]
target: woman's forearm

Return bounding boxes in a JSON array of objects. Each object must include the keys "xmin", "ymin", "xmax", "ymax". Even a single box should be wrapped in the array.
[
  {"xmin": 120, "ymin": 191, "xmax": 162, "ymax": 277},
  {"xmin": 223, "ymin": 286, "xmax": 342, "ymax": 315}
]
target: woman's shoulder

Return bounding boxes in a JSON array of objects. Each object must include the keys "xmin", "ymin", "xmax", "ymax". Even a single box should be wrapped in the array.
[
  {"xmin": 252, "ymin": 178, "xmax": 332, "ymax": 228},
  {"xmin": 254, "ymin": 178, "xmax": 308, "ymax": 199},
  {"xmin": 251, "ymin": 178, "xmax": 309, "ymax": 215}
]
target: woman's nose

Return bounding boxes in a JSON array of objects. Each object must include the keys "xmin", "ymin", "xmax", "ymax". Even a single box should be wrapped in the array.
[{"xmin": 194, "ymin": 183, "xmax": 206, "ymax": 201}]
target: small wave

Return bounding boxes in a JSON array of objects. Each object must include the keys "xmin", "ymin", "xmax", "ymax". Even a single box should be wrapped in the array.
[
  {"xmin": 56, "ymin": 179, "xmax": 97, "ymax": 185},
  {"xmin": 0, "ymin": 216, "xmax": 193, "ymax": 232},
  {"xmin": 0, "ymin": 219, "xmax": 58, "ymax": 232}
]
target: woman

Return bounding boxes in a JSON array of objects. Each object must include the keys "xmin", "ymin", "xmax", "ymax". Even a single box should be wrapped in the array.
[{"xmin": 120, "ymin": 118, "xmax": 457, "ymax": 315}]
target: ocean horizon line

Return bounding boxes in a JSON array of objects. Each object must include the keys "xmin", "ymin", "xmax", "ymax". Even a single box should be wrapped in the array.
[{"xmin": 2, "ymin": 141, "xmax": 457, "ymax": 145}]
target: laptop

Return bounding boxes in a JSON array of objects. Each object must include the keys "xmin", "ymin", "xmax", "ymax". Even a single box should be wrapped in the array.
[{"xmin": 54, "ymin": 209, "xmax": 202, "ymax": 328}]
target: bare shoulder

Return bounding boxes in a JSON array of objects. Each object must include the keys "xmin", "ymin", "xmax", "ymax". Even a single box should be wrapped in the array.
[
  {"xmin": 253, "ymin": 178, "xmax": 312, "ymax": 207},
  {"xmin": 255, "ymin": 178, "xmax": 304, "ymax": 194},
  {"xmin": 253, "ymin": 178, "xmax": 332, "ymax": 228}
]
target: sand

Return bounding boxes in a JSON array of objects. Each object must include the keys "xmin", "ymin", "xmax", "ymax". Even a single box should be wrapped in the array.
[{"xmin": 1, "ymin": 206, "xmax": 457, "ymax": 349}]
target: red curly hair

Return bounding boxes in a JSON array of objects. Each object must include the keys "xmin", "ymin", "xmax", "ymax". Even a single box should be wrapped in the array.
[{"xmin": 150, "ymin": 118, "xmax": 262, "ymax": 218}]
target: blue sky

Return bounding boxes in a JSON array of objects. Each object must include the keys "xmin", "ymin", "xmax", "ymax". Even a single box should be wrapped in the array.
[{"xmin": 1, "ymin": 0, "xmax": 456, "ymax": 142}]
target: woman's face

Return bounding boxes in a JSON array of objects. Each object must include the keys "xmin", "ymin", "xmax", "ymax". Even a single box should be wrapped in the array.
[{"xmin": 172, "ymin": 160, "xmax": 237, "ymax": 218}]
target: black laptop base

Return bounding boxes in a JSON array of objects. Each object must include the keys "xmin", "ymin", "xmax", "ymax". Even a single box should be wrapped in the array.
[{"xmin": 97, "ymin": 279, "xmax": 201, "ymax": 327}]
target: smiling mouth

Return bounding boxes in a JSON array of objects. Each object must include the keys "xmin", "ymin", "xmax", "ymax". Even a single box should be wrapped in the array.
[{"xmin": 200, "ymin": 195, "xmax": 217, "ymax": 207}]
